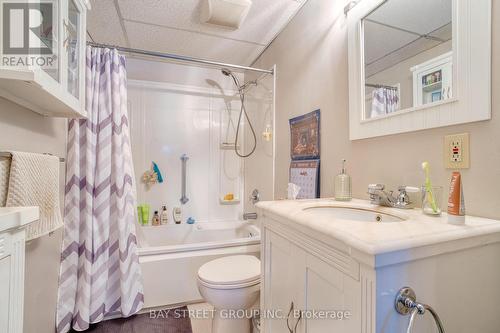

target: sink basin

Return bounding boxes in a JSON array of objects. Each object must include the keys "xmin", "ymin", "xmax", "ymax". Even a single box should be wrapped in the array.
[{"xmin": 303, "ymin": 206, "xmax": 405, "ymax": 223}]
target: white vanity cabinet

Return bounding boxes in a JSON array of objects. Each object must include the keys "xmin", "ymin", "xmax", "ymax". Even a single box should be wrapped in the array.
[
  {"xmin": 0, "ymin": 0, "xmax": 90, "ymax": 118},
  {"xmin": 262, "ymin": 224, "xmax": 361, "ymax": 333},
  {"xmin": 258, "ymin": 200, "xmax": 500, "ymax": 333}
]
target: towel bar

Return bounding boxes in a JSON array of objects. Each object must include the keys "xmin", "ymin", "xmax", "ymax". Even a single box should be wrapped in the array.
[
  {"xmin": 0, "ymin": 152, "xmax": 65, "ymax": 162},
  {"xmin": 395, "ymin": 287, "xmax": 445, "ymax": 333}
]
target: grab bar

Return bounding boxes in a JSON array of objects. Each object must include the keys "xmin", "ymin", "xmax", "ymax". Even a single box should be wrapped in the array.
[
  {"xmin": 395, "ymin": 287, "xmax": 445, "ymax": 333},
  {"xmin": 180, "ymin": 154, "xmax": 189, "ymax": 204}
]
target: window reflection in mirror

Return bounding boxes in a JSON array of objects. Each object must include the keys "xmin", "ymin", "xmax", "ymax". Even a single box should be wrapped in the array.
[{"xmin": 363, "ymin": 0, "xmax": 452, "ymax": 120}]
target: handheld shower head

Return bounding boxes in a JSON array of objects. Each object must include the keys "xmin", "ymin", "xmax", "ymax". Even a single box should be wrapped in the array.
[{"xmin": 220, "ymin": 67, "xmax": 257, "ymax": 158}]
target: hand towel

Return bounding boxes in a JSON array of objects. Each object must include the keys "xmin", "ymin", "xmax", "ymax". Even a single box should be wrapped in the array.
[
  {"xmin": 0, "ymin": 156, "xmax": 10, "ymax": 206},
  {"xmin": 5, "ymin": 151, "xmax": 63, "ymax": 240}
]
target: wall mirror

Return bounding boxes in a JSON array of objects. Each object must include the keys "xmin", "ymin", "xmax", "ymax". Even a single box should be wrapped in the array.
[{"xmin": 347, "ymin": 0, "xmax": 491, "ymax": 140}]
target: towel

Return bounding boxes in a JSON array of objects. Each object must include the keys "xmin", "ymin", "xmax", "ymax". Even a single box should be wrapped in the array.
[
  {"xmin": 0, "ymin": 156, "xmax": 10, "ymax": 206},
  {"xmin": 5, "ymin": 151, "xmax": 63, "ymax": 240}
]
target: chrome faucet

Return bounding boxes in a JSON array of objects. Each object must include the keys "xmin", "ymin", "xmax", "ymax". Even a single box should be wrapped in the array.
[{"xmin": 368, "ymin": 184, "xmax": 419, "ymax": 209}]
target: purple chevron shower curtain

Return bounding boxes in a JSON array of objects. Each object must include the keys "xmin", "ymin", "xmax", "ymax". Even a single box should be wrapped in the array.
[{"xmin": 56, "ymin": 47, "xmax": 144, "ymax": 332}]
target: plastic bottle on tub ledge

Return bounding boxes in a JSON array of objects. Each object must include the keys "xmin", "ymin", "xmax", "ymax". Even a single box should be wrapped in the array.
[
  {"xmin": 160, "ymin": 205, "xmax": 169, "ymax": 224},
  {"xmin": 152, "ymin": 211, "xmax": 161, "ymax": 226},
  {"xmin": 173, "ymin": 207, "xmax": 182, "ymax": 224}
]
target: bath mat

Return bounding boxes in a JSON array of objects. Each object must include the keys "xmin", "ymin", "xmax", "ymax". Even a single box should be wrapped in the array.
[{"xmin": 75, "ymin": 306, "xmax": 193, "ymax": 333}]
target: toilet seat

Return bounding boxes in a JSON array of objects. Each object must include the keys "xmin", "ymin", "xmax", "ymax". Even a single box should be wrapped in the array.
[{"xmin": 198, "ymin": 255, "xmax": 260, "ymax": 289}]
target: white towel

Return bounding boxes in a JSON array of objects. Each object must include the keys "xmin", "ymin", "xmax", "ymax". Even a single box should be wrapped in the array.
[
  {"xmin": 5, "ymin": 151, "xmax": 63, "ymax": 240},
  {"xmin": 0, "ymin": 156, "xmax": 10, "ymax": 206}
]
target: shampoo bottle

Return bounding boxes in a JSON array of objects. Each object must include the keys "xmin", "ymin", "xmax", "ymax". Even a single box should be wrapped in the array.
[
  {"xmin": 160, "ymin": 205, "xmax": 168, "ymax": 224},
  {"xmin": 152, "ymin": 211, "xmax": 161, "ymax": 226},
  {"xmin": 334, "ymin": 159, "xmax": 352, "ymax": 201}
]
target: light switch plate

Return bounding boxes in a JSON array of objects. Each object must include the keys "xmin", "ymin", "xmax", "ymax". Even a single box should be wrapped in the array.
[{"xmin": 444, "ymin": 133, "xmax": 470, "ymax": 169}]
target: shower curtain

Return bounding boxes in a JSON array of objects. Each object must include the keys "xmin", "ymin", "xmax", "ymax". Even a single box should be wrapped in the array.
[
  {"xmin": 371, "ymin": 87, "xmax": 399, "ymax": 118},
  {"xmin": 56, "ymin": 47, "xmax": 144, "ymax": 332}
]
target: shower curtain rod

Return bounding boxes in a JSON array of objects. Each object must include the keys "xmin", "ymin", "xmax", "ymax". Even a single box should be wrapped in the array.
[
  {"xmin": 365, "ymin": 83, "xmax": 398, "ymax": 90},
  {"xmin": 87, "ymin": 42, "xmax": 274, "ymax": 75}
]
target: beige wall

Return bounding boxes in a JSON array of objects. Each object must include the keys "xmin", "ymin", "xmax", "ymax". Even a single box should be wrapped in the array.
[
  {"xmin": 0, "ymin": 98, "xmax": 66, "ymax": 333},
  {"xmin": 253, "ymin": 0, "xmax": 500, "ymax": 219}
]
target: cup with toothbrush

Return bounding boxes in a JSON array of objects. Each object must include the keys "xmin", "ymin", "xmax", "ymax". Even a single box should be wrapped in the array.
[{"xmin": 421, "ymin": 162, "xmax": 442, "ymax": 216}]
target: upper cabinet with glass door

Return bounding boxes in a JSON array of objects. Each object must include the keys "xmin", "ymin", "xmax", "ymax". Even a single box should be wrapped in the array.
[
  {"xmin": 347, "ymin": 0, "xmax": 491, "ymax": 140},
  {"xmin": 0, "ymin": 0, "xmax": 90, "ymax": 118}
]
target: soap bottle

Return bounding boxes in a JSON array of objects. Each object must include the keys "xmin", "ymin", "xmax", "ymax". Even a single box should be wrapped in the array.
[
  {"xmin": 152, "ymin": 211, "xmax": 160, "ymax": 226},
  {"xmin": 334, "ymin": 159, "xmax": 352, "ymax": 201},
  {"xmin": 160, "ymin": 206, "xmax": 169, "ymax": 224}
]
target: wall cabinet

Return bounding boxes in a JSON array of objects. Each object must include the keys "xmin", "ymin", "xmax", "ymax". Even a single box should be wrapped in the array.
[
  {"xmin": 411, "ymin": 52, "xmax": 453, "ymax": 107},
  {"xmin": 0, "ymin": 0, "xmax": 90, "ymax": 118}
]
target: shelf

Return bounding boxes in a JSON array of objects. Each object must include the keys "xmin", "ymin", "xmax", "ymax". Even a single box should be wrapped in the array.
[
  {"xmin": 0, "ymin": 206, "xmax": 39, "ymax": 233},
  {"xmin": 220, "ymin": 143, "xmax": 241, "ymax": 150},
  {"xmin": 0, "ymin": 68, "xmax": 87, "ymax": 118},
  {"xmin": 219, "ymin": 198, "xmax": 241, "ymax": 205},
  {"xmin": 422, "ymin": 81, "xmax": 442, "ymax": 92}
]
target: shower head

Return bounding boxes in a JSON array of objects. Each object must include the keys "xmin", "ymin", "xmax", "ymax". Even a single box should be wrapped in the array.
[{"xmin": 221, "ymin": 68, "xmax": 257, "ymax": 92}]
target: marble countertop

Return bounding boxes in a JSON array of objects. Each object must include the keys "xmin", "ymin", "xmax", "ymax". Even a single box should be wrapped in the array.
[
  {"xmin": 256, "ymin": 198, "xmax": 500, "ymax": 255},
  {"xmin": 0, "ymin": 206, "xmax": 39, "ymax": 233}
]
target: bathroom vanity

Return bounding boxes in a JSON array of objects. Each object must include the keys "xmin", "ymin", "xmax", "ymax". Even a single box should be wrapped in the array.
[{"xmin": 256, "ymin": 199, "xmax": 500, "ymax": 333}]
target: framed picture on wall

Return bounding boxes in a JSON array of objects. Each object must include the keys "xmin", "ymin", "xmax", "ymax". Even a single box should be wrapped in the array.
[{"xmin": 289, "ymin": 109, "xmax": 320, "ymax": 160}]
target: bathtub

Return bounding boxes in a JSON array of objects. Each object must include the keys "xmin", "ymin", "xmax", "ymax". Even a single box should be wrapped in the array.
[{"xmin": 137, "ymin": 221, "xmax": 260, "ymax": 309}]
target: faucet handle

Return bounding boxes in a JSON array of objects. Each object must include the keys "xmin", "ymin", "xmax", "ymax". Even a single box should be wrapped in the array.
[
  {"xmin": 395, "ymin": 186, "xmax": 419, "ymax": 208},
  {"xmin": 368, "ymin": 184, "xmax": 385, "ymax": 191},
  {"xmin": 398, "ymin": 186, "xmax": 419, "ymax": 194},
  {"xmin": 250, "ymin": 189, "xmax": 260, "ymax": 204}
]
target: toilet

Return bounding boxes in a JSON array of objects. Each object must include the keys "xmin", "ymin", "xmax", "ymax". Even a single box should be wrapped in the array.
[{"xmin": 197, "ymin": 255, "xmax": 261, "ymax": 333}]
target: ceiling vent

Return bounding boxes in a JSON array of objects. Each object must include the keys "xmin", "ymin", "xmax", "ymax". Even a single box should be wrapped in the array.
[{"xmin": 201, "ymin": 0, "xmax": 253, "ymax": 29}]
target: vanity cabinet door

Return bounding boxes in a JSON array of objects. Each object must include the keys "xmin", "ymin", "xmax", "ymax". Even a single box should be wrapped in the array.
[
  {"xmin": 262, "ymin": 228, "xmax": 303, "ymax": 333},
  {"xmin": 295, "ymin": 253, "xmax": 360, "ymax": 333}
]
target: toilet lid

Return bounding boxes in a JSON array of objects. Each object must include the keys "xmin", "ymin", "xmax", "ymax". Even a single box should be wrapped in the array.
[{"xmin": 198, "ymin": 255, "xmax": 260, "ymax": 286}]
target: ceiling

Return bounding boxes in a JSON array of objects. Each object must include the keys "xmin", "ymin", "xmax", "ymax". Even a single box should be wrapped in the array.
[
  {"xmin": 363, "ymin": 0, "xmax": 452, "ymax": 76},
  {"xmin": 86, "ymin": 0, "xmax": 307, "ymax": 66}
]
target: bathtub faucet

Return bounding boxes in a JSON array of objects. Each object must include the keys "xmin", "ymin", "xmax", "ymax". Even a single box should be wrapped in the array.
[{"xmin": 243, "ymin": 212, "xmax": 258, "ymax": 220}]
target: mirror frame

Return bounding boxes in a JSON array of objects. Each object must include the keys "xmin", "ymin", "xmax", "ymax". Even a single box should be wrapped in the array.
[{"xmin": 347, "ymin": 0, "xmax": 491, "ymax": 140}]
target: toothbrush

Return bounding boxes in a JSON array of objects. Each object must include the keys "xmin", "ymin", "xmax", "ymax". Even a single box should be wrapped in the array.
[{"xmin": 422, "ymin": 161, "xmax": 438, "ymax": 213}]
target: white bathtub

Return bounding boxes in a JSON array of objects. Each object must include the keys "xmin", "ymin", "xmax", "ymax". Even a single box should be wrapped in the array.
[{"xmin": 137, "ymin": 221, "xmax": 260, "ymax": 309}]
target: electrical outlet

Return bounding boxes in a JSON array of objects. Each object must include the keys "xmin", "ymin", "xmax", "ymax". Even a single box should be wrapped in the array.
[{"xmin": 444, "ymin": 133, "xmax": 470, "ymax": 169}]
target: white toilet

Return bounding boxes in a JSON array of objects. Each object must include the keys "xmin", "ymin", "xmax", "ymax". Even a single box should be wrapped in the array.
[{"xmin": 197, "ymin": 255, "xmax": 261, "ymax": 333}]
